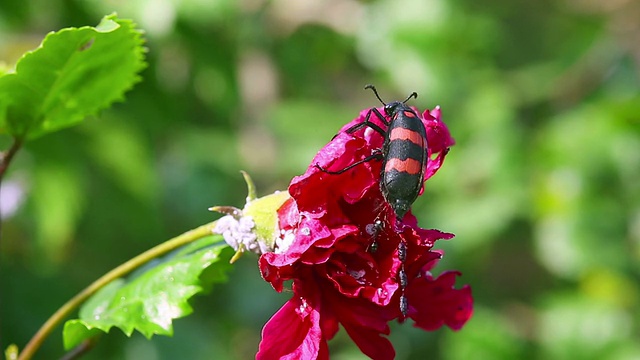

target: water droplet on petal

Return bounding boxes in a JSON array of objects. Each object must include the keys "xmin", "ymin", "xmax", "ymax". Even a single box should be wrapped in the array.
[
  {"xmin": 348, "ymin": 269, "xmax": 366, "ymax": 284},
  {"xmin": 300, "ymin": 227, "xmax": 310, "ymax": 236},
  {"xmin": 365, "ymin": 223, "xmax": 375, "ymax": 235},
  {"xmin": 377, "ymin": 288, "xmax": 388, "ymax": 298},
  {"xmin": 298, "ymin": 297, "xmax": 310, "ymax": 314}
]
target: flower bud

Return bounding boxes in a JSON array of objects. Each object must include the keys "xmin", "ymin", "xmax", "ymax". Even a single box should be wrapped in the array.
[{"xmin": 211, "ymin": 171, "xmax": 290, "ymax": 261}]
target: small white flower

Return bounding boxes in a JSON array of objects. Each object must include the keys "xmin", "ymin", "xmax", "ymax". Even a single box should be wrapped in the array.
[{"xmin": 213, "ymin": 214, "xmax": 258, "ymax": 253}]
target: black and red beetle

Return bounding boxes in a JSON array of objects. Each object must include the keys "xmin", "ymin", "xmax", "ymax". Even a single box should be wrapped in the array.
[{"xmin": 316, "ymin": 85, "xmax": 429, "ymax": 316}]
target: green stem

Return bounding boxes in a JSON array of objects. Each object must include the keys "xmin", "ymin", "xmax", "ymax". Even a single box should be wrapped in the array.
[{"xmin": 17, "ymin": 220, "xmax": 219, "ymax": 360}]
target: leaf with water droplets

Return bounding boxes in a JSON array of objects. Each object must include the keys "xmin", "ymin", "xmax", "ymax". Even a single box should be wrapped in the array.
[{"xmin": 62, "ymin": 235, "xmax": 233, "ymax": 350}]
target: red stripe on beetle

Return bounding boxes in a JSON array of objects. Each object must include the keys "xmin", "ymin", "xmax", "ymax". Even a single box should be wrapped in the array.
[
  {"xmin": 389, "ymin": 127, "xmax": 425, "ymax": 146},
  {"xmin": 403, "ymin": 110, "xmax": 416, "ymax": 118},
  {"xmin": 385, "ymin": 158, "xmax": 423, "ymax": 175}
]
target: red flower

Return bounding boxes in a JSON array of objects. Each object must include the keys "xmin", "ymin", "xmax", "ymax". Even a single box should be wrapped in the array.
[{"xmin": 257, "ymin": 106, "xmax": 472, "ymax": 360}]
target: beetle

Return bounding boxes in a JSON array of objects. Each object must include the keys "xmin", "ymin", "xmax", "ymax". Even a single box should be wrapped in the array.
[
  {"xmin": 316, "ymin": 84, "xmax": 428, "ymax": 221},
  {"xmin": 316, "ymin": 84, "xmax": 429, "ymax": 316}
]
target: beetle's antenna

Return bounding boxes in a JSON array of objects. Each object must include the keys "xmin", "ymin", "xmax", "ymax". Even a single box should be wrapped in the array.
[
  {"xmin": 364, "ymin": 84, "xmax": 386, "ymax": 106},
  {"xmin": 402, "ymin": 92, "xmax": 418, "ymax": 103}
]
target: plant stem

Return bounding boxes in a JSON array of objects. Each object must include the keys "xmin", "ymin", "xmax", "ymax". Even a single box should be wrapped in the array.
[
  {"xmin": 58, "ymin": 338, "xmax": 98, "ymax": 360},
  {"xmin": 0, "ymin": 137, "xmax": 23, "ymax": 356},
  {"xmin": 0, "ymin": 137, "xmax": 23, "ymax": 181},
  {"xmin": 17, "ymin": 220, "xmax": 219, "ymax": 360},
  {"xmin": 0, "ymin": 136, "xmax": 24, "ymax": 239}
]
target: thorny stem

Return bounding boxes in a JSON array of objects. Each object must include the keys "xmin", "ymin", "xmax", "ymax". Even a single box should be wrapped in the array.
[{"xmin": 17, "ymin": 220, "xmax": 220, "ymax": 360}]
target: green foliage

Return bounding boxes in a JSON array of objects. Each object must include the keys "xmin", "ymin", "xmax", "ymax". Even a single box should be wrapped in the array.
[
  {"xmin": 63, "ymin": 237, "xmax": 232, "ymax": 350},
  {"xmin": 442, "ymin": 308, "xmax": 525, "ymax": 360},
  {"xmin": 0, "ymin": 13, "xmax": 146, "ymax": 139},
  {"xmin": 537, "ymin": 293, "xmax": 639, "ymax": 360}
]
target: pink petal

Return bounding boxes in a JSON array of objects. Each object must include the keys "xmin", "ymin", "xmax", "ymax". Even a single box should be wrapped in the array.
[{"xmin": 257, "ymin": 297, "xmax": 326, "ymax": 360}]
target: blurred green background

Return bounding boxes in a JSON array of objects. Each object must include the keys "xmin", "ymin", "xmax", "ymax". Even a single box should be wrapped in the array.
[{"xmin": 1, "ymin": 0, "xmax": 639, "ymax": 359}]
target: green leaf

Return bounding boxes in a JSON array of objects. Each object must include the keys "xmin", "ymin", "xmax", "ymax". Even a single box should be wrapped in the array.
[
  {"xmin": 62, "ymin": 236, "xmax": 233, "ymax": 350},
  {"xmin": 0, "ymin": 13, "xmax": 146, "ymax": 139}
]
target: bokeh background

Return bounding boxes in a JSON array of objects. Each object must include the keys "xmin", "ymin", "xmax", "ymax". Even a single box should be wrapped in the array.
[{"xmin": 1, "ymin": 0, "xmax": 639, "ymax": 359}]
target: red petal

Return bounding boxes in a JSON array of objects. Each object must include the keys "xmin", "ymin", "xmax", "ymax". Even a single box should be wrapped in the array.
[
  {"xmin": 406, "ymin": 271, "xmax": 473, "ymax": 331},
  {"xmin": 289, "ymin": 134, "xmax": 378, "ymax": 216},
  {"xmin": 324, "ymin": 288, "xmax": 396, "ymax": 360},
  {"xmin": 423, "ymin": 107, "xmax": 455, "ymax": 154},
  {"xmin": 277, "ymin": 197, "xmax": 299, "ymax": 229},
  {"xmin": 257, "ymin": 297, "xmax": 327, "ymax": 360}
]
